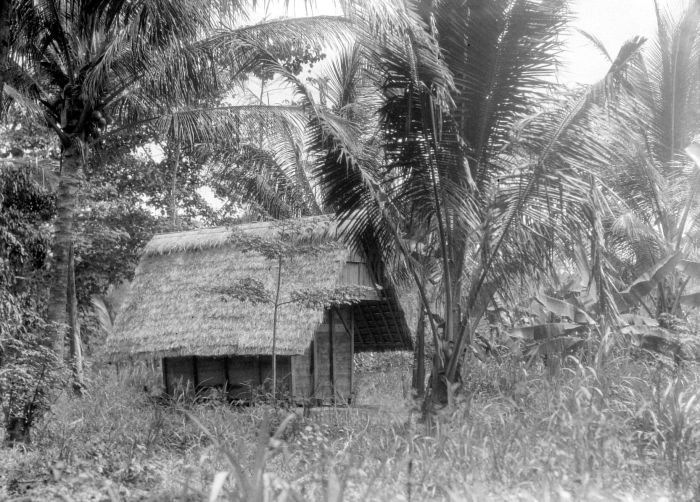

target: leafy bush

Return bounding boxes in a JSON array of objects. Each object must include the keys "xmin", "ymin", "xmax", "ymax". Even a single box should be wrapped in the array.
[
  {"xmin": 0, "ymin": 290, "xmax": 65, "ymax": 445},
  {"xmin": 0, "ymin": 163, "xmax": 62, "ymax": 446}
]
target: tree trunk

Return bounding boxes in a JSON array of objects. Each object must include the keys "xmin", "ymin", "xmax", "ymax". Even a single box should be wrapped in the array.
[
  {"xmin": 47, "ymin": 141, "xmax": 83, "ymax": 357},
  {"xmin": 422, "ymin": 355, "xmax": 449, "ymax": 423},
  {"xmin": 412, "ymin": 305, "xmax": 426, "ymax": 397},
  {"xmin": 0, "ymin": 0, "xmax": 11, "ymax": 101},
  {"xmin": 67, "ymin": 244, "xmax": 84, "ymax": 395},
  {"xmin": 4, "ymin": 416, "xmax": 31, "ymax": 446}
]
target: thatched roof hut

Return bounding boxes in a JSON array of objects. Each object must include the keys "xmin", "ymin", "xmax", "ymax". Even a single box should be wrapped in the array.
[{"xmin": 106, "ymin": 215, "xmax": 414, "ymax": 364}]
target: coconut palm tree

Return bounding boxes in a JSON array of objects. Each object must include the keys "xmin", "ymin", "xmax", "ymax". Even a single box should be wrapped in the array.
[
  {"xmin": 319, "ymin": 0, "xmax": 569, "ymax": 397},
  {"xmin": 204, "ymin": 117, "xmax": 324, "ymax": 220},
  {"xmin": 1, "ymin": 0, "xmax": 351, "ymax": 356},
  {"xmin": 302, "ymin": 0, "xmax": 653, "ymax": 409}
]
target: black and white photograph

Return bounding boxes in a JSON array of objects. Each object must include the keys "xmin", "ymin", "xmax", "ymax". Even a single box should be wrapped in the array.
[{"xmin": 1, "ymin": 0, "xmax": 699, "ymax": 500}]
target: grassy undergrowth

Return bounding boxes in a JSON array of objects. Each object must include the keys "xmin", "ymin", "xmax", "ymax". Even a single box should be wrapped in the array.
[{"xmin": 1, "ymin": 351, "xmax": 699, "ymax": 501}]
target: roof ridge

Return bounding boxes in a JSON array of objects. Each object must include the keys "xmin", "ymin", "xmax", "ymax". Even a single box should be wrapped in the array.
[
  {"xmin": 144, "ymin": 214, "xmax": 337, "ymax": 256},
  {"xmin": 150, "ymin": 214, "xmax": 334, "ymax": 239}
]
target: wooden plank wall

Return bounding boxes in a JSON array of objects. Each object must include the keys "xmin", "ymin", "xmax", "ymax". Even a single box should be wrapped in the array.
[
  {"xmin": 163, "ymin": 355, "xmax": 292, "ymax": 400},
  {"xmin": 332, "ymin": 309, "xmax": 353, "ymax": 402},
  {"xmin": 291, "ymin": 351, "xmax": 313, "ymax": 399},
  {"xmin": 341, "ymin": 252, "xmax": 373, "ymax": 286},
  {"xmin": 197, "ymin": 357, "xmax": 226, "ymax": 387},
  {"xmin": 258, "ymin": 356, "xmax": 292, "ymax": 395},
  {"xmin": 165, "ymin": 356, "xmax": 195, "ymax": 394},
  {"xmin": 226, "ymin": 356, "xmax": 292, "ymax": 399},
  {"xmin": 313, "ymin": 308, "xmax": 353, "ymax": 403},
  {"xmin": 226, "ymin": 356, "xmax": 260, "ymax": 399},
  {"xmin": 314, "ymin": 317, "xmax": 332, "ymax": 400}
]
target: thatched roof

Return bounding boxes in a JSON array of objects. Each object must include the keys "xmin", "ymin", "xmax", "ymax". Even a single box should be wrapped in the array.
[{"xmin": 106, "ymin": 215, "xmax": 413, "ymax": 360}]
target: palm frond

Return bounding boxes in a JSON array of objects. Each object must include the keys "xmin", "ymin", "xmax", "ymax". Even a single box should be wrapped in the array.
[{"xmin": 576, "ymin": 28, "xmax": 613, "ymax": 63}]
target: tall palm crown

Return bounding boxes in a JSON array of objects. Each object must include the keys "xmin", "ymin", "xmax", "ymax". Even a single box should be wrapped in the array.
[
  {"xmin": 309, "ymin": 0, "xmax": 648, "ymax": 388},
  {"xmin": 321, "ymin": 2, "xmax": 576, "ymax": 339}
]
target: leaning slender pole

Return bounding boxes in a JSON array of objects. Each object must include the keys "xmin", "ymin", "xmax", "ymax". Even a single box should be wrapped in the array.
[
  {"xmin": 169, "ymin": 139, "xmax": 181, "ymax": 230},
  {"xmin": 271, "ymin": 254, "xmax": 283, "ymax": 403}
]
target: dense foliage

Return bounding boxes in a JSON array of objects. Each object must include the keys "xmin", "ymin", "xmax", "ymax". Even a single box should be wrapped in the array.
[{"xmin": 0, "ymin": 166, "xmax": 63, "ymax": 445}]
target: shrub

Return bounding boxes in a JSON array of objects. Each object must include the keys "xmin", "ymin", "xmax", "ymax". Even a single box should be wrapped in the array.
[{"xmin": 0, "ymin": 289, "xmax": 65, "ymax": 445}]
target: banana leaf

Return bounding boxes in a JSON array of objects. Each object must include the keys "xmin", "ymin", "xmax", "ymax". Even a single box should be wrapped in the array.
[
  {"xmin": 621, "ymin": 253, "xmax": 681, "ymax": 299},
  {"xmin": 677, "ymin": 260, "xmax": 700, "ymax": 279},
  {"xmin": 535, "ymin": 293, "xmax": 596, "ymax": 324},
  {"xmin": 622, "ymin": 324, "xmax": 700, "ymax": 362},
  {"xmin": 620, "ymin": 313, "xmax": 659, "ymax": 326},
  {"xmin": 522, "ymin": 299, "xmax": 548, "ymax": 323},
  {"xmin": 619, "ymin": 324, "xmax": 673, "ymax": 337},
  {"xmin": 510, "ymin": 323, "xmax": 582, "ymax": 341},
  {"xmin": 525, "ymin": 336, "xmax": 584, "ymax": 362},
  {"xmin": 680, "ymin": 291, "xmax": 700, "ymax": 308}
]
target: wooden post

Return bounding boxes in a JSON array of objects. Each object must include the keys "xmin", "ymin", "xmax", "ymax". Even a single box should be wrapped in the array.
[
  {"xmin": 224, "ymin": 356, "xmax": 230, "ymax": 391},
  {"xmin": 312, "ymin": 333, "xmax": 319, "ymax": 404},
  {"xmin": 192, "ymin": 357, "xmax": 199, "ymax": 390},
  {"xmin": 272, "ymin": 255, "xmax": 283, "ymax": 403},
  {"xmin": 329, "ymin": 309, "xmax": 335, "ymax": 403},
  {"xmin": 350, "ymin": 309, "xmax": 354, "ymax": 404},
  {"xmin": 162, "ymin": 358, "xmax": 169, "ymax": 394},
  {"xmin": 290, "ymin": 356, "xmax": 297, "ymax": 400},
  {"xmin": 331, "ymin": 306, "xmax": 355, "ymax": 405}
]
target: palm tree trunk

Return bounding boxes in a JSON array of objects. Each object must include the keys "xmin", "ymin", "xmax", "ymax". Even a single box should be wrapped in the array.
[
  {"xmin": 0, "ymin": 0, "xmax": 11, "ymax": 100},
  {"xmin": 412, "ymin": 304, "xmax": 426, "ymax": 397},
  {"xmin": 67, "ymin": 243, "xmax": 84, "ymax": 395},
  {"xmin": 4, "ymin": 417, "xmax": 31, "ymax": 446},
  {"xmin": 47, "ymin": 141, "xmax": 83, "ymax": 358}
]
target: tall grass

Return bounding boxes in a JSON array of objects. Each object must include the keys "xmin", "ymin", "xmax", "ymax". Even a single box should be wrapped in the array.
[{"xmin": 1, "ymin": 352, "xmax": 698, "ymax": 501}]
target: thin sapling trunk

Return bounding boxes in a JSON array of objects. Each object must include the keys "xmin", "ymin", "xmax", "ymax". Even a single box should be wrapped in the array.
[
  {"xmin": 170, "ymin": 140, "xmax": 181, "ymax": 230},
  {"xmin": 271, "ymin": 254, "xmax": 283, "ymax": 403}
]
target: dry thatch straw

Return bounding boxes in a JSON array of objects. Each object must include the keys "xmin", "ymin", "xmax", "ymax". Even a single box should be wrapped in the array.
[{"xmin": 106, "ymin": 216, "xmax": 414, "ymax": 361}]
